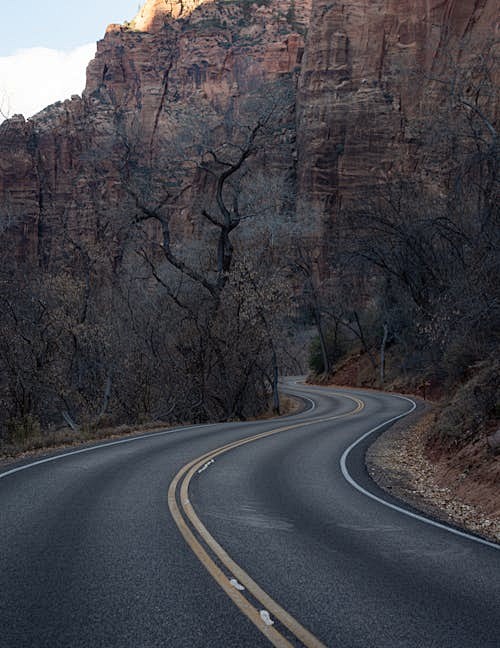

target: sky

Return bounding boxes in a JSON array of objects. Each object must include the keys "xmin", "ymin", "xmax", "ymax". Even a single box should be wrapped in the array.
[{"xmin": 0, "ymin": 1, "xmax": 141, "ymax": 121}]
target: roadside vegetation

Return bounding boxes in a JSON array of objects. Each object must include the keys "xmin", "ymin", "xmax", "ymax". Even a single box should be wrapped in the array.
[
  {"xmin": 306, "ymin": 43, "xmax": 498, "ymax": 495},
  {"xmin": 0, "ymin": 38, "xmax": 497, "ymax": 474}
]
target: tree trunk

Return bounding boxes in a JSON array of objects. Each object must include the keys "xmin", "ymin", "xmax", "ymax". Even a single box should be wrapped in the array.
[
  {"xmin": 353, "ymin": 311, "xmax": 378, "ymax": 371},
  {"xmin": 98, "ymin": 372, "xmax": 113, "ymax": 420},
  {"xmin": 272, "ymin": 349, "xmax": 280, "ymax": 415},
  {"xmin": 380, "ymin": 322, "xmax": 389, "ymax": 387},
  {"xmin": 312, "ymin": 293, "xmax": 330, "ymax": 374},
  {"xmin": 62, "ymin": 410, "xmax": 79, "ymax": 432}
]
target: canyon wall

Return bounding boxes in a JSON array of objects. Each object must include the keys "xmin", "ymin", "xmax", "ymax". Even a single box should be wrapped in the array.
[
  {"xmin": 0, "ymin": 0, "xmax": 497, "ymax": 266},
  {"xmin": 297, "ymin": 0, "xmax": 498, "ymax": 217},
  {"xmin": 0, "ymin": 0, "xmax": 312, "ymax": 267}
]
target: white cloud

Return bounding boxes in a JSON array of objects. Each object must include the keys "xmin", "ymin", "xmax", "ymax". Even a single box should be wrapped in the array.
[{"xmin": 0, "ymin": 43, "xmax": 96, "ymax": 122}]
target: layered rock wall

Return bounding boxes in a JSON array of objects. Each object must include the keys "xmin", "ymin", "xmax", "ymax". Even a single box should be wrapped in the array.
[
  {"xmin": 0, "ymin": 0, "xmax": 311, "ymax": 267},
  {"xmin": 296, "ymin": 0, "xmax": 498, "ymax": 217},
  {"xmin": 0, "ymin": 0, "xmax": 497, "ymax": 266}
]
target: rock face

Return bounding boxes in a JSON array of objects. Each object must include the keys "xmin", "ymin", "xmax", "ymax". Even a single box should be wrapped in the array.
[
  {"xmin": 0, "ymin": 0, "xmax": 497, "ymax": 266},
  {"xmin": 132, "ymin": 0, "xmax": 207, "ymax": 28},
  {"xmin": 296, "ymin": 0, "xmax": 498, "ymax": 215},
  {"xmin": 0, "ymin": 0, "xmax": 312, "ymax": 267}
]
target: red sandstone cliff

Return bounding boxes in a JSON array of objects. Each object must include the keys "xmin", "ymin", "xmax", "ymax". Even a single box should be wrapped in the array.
[
  {"xmin": 0, "ymin": 0, "xmax": 497, "ymax": 266},
  {"xmin": 297, "ymin": 0, "xmax": 498, "ymax": 217},
  {"xmin": 0, "ymin": 0, "xmax": 311, "ymax": 266}
]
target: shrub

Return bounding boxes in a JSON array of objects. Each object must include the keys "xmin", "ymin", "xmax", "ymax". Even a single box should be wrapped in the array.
[
  {"xmin": 6, "ymin": 415, "xmax": 41, "ymax": 445},
  {"xmin": 435, "ymin": 359, "xmax": 499, "ymax": 445},
  {"xmin": 308, "ymin": 330, "xmax": 346, "ymax": 374}
]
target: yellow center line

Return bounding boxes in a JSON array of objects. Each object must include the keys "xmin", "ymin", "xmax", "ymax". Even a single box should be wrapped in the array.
[{"xmin": 168, "ymin": 393, "xmax": 365, "ymax": 647}]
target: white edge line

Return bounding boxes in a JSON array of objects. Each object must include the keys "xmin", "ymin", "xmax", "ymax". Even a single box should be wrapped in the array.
[
  {"xmin": 340, "ymin": 393, "xmax": 500, "ymax": 551},
  {"xmin": 0, "ymin": 424, "xmax": 214, "ymax": 481},
  {"xmin": 296, "ymin": 394, "xmax": 316, "ymax": 414},
  {"xmin": 281, "ymin": 382, "xmax": 317, "ymax": 415},
  {"xmin": 0, "ymin": 391, "xmax": 316, "ymax": 482}
]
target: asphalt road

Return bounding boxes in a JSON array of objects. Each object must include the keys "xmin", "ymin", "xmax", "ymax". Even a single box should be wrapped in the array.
[{"xmin": 1, "ymin": 379, "xmax": 498, "ymax": 647}]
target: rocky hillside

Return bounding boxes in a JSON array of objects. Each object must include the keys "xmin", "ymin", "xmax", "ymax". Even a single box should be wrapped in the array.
[
  {"xmin": 0, "ymin": 0, "xmax": 311, "ymax": 267},
  {"xmin": 0, "ymin": 0, "xmax": 497, "ymax": 267}
]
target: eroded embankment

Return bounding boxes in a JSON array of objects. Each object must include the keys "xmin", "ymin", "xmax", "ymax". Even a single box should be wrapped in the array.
[{"xmin": 367, "ymin": 408, "xmax": 500, "ymax": 544}]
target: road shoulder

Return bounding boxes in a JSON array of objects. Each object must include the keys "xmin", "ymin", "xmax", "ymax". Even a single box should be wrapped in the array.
[{"xmin": 367, "ymin": 404, "xmax": 500, "ymax": 544}]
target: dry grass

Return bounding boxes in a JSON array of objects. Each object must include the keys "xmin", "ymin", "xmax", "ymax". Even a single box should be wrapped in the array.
[
  {"xmin": 0, "ymin": 393, "xmax": 302, "ymax": 468},
  {"xmin": 0, "ymin": 420, "xmax": 174, "ymax": 467}
]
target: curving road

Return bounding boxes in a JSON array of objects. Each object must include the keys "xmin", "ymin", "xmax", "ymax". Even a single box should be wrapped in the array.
[{"xmin": 0, "ymin": 379, "xmax": 498, "ymax": 647}]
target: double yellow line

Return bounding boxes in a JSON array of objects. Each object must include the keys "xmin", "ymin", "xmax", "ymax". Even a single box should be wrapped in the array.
[{"xmin": 168, "ymin": 394, "xmax": 364, "ymax": 647}]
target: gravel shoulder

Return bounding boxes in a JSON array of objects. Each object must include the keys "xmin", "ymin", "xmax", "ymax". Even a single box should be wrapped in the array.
[{"xmin": 366, "ymin": 402, "xmax": 500, "ymax": 545}]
